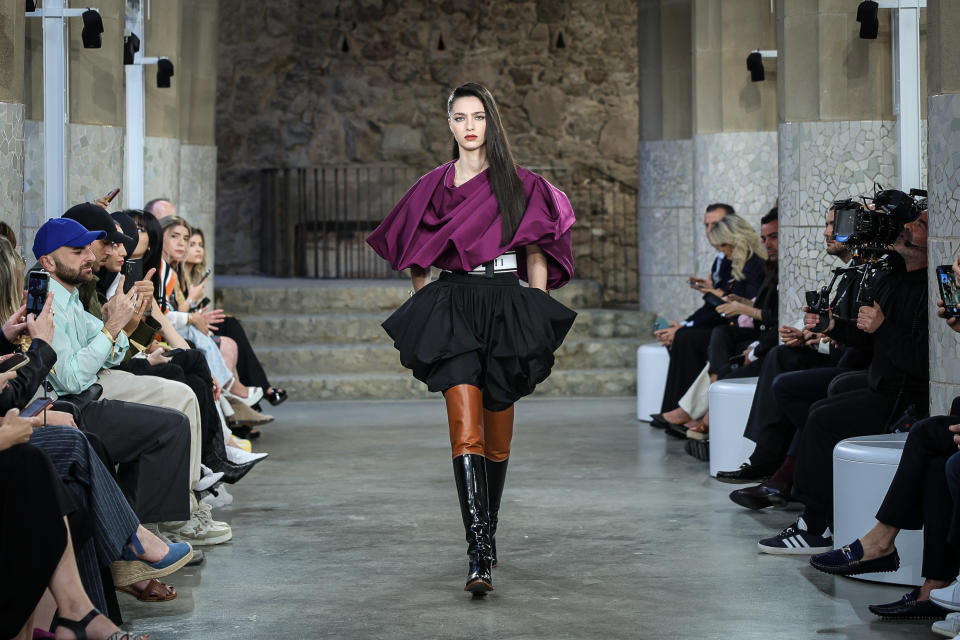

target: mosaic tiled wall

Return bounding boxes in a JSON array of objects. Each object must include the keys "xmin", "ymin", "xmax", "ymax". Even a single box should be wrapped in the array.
[
  {"xmin": 179, "ymin": 144, "xmax": 217, "ymax": 293},
  {"xmin": 928, "ymin": 93, "xmax": 960, "ymax": 414},
  {"xmin": 777, "ymin": 120, "xmax": 905, "ymax": 330},
  {"xmin": 0, "ymin": 101, "xmax": 24, "ymax": 250},
  {"xmin": 692, "ymin": 131, "xmax": 779, "ymax": 270},
  {"xmin": 23, "ymin": 121, "xmax": 125, "ymax": 254},
  {"xmin": 144, "ymin": 136, "xmax": 181, "ymax": 205},
  {"xmin": 637, "ymin": 138, "xmax": 696, "ymax": 321}
]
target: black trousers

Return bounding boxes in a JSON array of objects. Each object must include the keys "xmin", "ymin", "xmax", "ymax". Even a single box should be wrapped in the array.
[
  {"xmin": 218, "ymin": 316, "xmax": 272, "ymax": 391},
  {"xmin": 80, "ymin": 399, "xmax": 191, "ymax": 523},
  {"xmin": 744, "ymin": 345, "xmax": 837, "ymax": 467},
  {"xmin": 875, "ymin": 415, "xmax": 960, "ymax": 581},
  {"xmin": 0, "ymin": 444, "xmax": 70, "ymax": 638},
  {"xmin": 707, "ymin": 325, "xmax": 759, "ymax": 376},
  {"xmin": 793, "ymin": 380, "xmax": 901, "ymax": 531},
  {"xmin": 660, "ymin": 327, "xmax": 712, "ymax": 413}
]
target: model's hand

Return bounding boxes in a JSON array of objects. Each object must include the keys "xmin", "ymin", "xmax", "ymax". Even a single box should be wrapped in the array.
[
  {"xmin": 950, "ymin": 423, "xmax": 960, "ymax": 449},
  {"xmin": 43, "ymin": 410, "xmax": 77, "ymax": 427},
  {"xmin": 654, "ymin": 323, "xmax": 681, "ymax": 348},
  {"xmin": 0, "ymin": 369, "xmax": 17, "ymax": 392},
  {"xmin": 779, "ymin": 325, "xmax": 804, "ymax": 347},
  {"xmin": 716, "ymin": 301, "xmax": 750, "ymax": 318},
  {"xmin": 937, "ymin": 299, "xmax": 960, "ymax": 334},
  {"xmin": 803, "ymin": 306, "xmax": 835, "ymax": 333},
  {"xmin": 2, "ymin": 293, "xmax": 27, "ymax": 342},
  {"xmin": 0, "ymin": 409, "xmax": 42, "ymax": 451},
  {"xmin": 26, "ymin": 292, "xmax": 55, "ymax": 345}
]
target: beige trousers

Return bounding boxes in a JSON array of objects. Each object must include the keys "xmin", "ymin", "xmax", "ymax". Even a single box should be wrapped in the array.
[
  {"xmin": 97, "ymin": 368, "xmax": 203, "ymax": 487},
  {"xmin": 678, "ymin": 364, "xmax": 711, "ymax": 420}
]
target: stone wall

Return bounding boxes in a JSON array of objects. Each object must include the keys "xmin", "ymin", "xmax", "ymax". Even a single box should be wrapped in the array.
[
  {"xmin": 0, "ymin": 101, "xmax": 24, "ymax": 241},
  {"xmin": 215, "ymin": 0, "xmax": 639, "ymax": 274}
]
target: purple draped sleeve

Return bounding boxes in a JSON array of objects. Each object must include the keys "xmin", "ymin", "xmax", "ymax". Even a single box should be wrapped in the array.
[{"xmin": 366, "ymin": 163, "xmax": 576, "ymax": 289}]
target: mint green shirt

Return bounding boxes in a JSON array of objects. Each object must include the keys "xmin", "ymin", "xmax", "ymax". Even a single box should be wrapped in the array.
[{"xmin": 48, "ymin": 278, "xmax": 129, "ymax": 395}]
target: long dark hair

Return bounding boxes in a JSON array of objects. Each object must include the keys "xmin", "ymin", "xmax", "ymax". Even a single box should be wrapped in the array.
[
  {"xmin": 126, "ymin": 209, "xmax": 163, "ymax": 305},
  {"xmin": 447, "ymin": 83, "xmax": 526, "ymax": 246}
]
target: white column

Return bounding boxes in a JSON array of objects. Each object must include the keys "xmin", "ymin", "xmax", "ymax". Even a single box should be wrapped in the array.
[{"xmin": 40, "ymin": 0, "xmax": 68, "ymax": 220}]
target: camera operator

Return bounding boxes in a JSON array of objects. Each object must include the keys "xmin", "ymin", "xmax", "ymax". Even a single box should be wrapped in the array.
[
  {"xmin": 757, "ymin": 205, "xmax": 928, "ymax": 554},
  {"xmin": 720, "ymin": 205, "xmax": 871, "ymax": 493}
]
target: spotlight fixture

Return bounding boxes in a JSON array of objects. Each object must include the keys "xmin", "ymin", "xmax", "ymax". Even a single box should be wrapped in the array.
[
  {"xmin": 746, "ymin": 51, "xmax": 764, "ymax": 82},
  {"xmin": 25, "ymin": 0, "xmax": 36, "ymax": 12},
  {"xmin": 156, "ymin": 57, "xmax": 174, "ymax": 88},
  {"xmin": 857, "ymin": 1, "xmax": 879, "ymax": 39},
  {"xmin": 124, "ymin": 33, "xmax": 140, "ymax": 65},
  {"xmin": 81, "ymin": 9, "xmax": 103, "ymax": 48}
]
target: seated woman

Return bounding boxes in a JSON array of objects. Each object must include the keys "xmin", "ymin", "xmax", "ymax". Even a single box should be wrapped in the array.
[
  {"xmin": 652, "ymin": 214, "xmax": 769, "ymax": 429},
  {"xmin": 0, "ymin": 415, "xmax": 149, "ymax": 640},
  {"xmin": 181, "ymin": 228, "xmax": 287, "ymax": 407}
]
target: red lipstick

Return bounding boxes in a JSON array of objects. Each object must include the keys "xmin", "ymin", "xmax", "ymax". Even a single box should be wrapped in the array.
[{"xmin": 464, "ymin": 135, "xmax": 477, "ymax": 141}]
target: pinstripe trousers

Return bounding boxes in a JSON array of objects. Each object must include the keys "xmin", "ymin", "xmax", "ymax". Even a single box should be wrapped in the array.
[{"xmin": 29, "ymin": 425, "xmax": 140, "ymax": 615}]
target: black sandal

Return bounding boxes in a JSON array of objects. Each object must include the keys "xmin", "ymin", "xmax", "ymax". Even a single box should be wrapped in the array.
[
  {"xmin": 52, "ymin": 608, "xmax": 150, "ymax": 639},
  {"xmin": 265, "ymin": 387, "xmax": 288, "ymax": 406}
]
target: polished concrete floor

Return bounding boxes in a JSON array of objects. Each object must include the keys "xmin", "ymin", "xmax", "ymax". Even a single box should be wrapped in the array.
[{"xmin": 123, "ymin": 398, "xmax": 940, "ymax": 639}]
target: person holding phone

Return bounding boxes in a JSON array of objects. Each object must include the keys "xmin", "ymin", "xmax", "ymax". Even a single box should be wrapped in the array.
[{"xmin": 366, "ymin": 83, "xmax": 577, "ymax": 595}]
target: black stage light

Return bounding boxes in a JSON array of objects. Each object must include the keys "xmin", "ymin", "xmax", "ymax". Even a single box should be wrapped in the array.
[
  {"xmin": 157, "ymin": 58, "xmax": 174, "ymax": 88},
  {"xmin": 857, "ymin": 1, "xmax": 879, "ymax": 39},
  {"xmin": 25, "ymin": 0, "xmax": 36, "ymax": 12},
  {"xmin": 124, "ymin": 33, "xmax": 140, "ymax": 65},
  {"xmin": 81, "ymin": 9, "xmax": 103, "ymax": 48},
  {"xmin": 747, "ymin": 51, "xmax": 764, "ymax": 82}
]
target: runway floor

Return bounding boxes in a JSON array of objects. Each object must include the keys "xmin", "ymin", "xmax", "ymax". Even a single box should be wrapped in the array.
[{"xmin": 123, "ymin": 397, "xmax": 939, "ymax": 639}]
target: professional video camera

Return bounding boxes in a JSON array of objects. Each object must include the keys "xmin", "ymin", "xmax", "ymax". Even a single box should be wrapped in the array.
[{"xmin": 804, "ymin": 186, "xmax": 926, "ymax": 331}]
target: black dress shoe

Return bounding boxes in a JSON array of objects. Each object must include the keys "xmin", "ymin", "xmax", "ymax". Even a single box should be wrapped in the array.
[
  {"xmin": 729, "ymin": 482, "xmax": 790, "ymax": 510},
  {"xmin": 868, "ymin": 588, "xmax": 950, "ymax": 620},
  {"xmin": 809, "ymin": 539, "xmax": 900, "ymax": 576},
  {"xmin": 265, "ymin": 388, "xmax": 288, "ymax": 406},
  {"xmin": 715, "ymin": 462, "xmax": 776, "ymax": 484}
]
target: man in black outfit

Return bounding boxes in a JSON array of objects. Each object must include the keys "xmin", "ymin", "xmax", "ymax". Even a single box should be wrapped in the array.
[
  {"xmin": 757, "ymin": 208, "xmax": 929, "ymax": 554},
  {"xmin": 718, "ymin": 206, "xmax": 862, "ymax": 483},
  {"xmin": 653, "ymin": 203, "xmax": 737, "ymax": 417}
]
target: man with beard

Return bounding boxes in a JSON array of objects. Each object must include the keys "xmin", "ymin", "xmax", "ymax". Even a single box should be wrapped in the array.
[
  {"xmin": 32, "ymin": 217, "xmax": 192, "ymax": 529},
  {"xmin": 757, "ymin": 206, "xmax": 929, "ymax": 554}
]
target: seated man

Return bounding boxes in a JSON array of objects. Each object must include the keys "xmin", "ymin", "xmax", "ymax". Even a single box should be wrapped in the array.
[
  {"xmin": 757, "ymin": 206, "xmax": 929, "ymax": 554},
  {"xmin": 32, "ymin": 217, "xmax": 193, "ymax": 531}
]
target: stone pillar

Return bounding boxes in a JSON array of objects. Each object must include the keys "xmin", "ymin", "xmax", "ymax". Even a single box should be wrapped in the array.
[
  {"xmin": 0, "ymin": 0, "xmax": 26, "ymax": 249},
  {"xmin": 775, "ymin": 1, "xmax": 925, "ymax": 331},
  {"xmin": 925, "ymin": 0, "xmax": 960, "ymax": 414},
  {"xmin": 177, "ymin": 0, "xmax": 217, "ymax": 278},
  {"xmin": 23, "ymin": 0, "xmax": 126, "ymax": 251},
  {"xmin": 637, "ymin": 0, "xmax": 695, "ymax": 321},
  {"xmin": 144, "ymin": 0, "xmax": 183, "ymax": 205},
  {"xmin": 690, "ymin": 0, "xmax": 778, "ymax": 291}
]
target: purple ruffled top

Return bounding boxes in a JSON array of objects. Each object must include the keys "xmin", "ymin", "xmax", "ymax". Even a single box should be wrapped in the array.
[{"xmin": 366, "ymin": 161, "xmax": 576, "ymax": 290}]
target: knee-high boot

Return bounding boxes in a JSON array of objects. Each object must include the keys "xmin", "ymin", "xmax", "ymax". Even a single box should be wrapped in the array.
[
  {"xmin": 483, "ymin": 405, "xmax": 514, "ymax": 569},
  {"xmin": 453, "ymin": 454, "xmax": 493, "ymax": 593}
]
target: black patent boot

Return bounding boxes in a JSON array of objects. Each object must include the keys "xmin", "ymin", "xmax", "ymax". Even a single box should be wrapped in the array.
[
  {"xmin": 453, "ymin": 454, "xmax": 493, "ymax": 594},
  {"xmin": 486, "ymin": 458, "xmax": 508, "ymax": 568}
]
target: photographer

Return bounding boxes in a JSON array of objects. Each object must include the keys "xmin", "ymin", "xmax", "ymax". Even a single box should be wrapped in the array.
[{"xmin": 757, "ymin": 205, "xmax": 928, "ymax": 555}]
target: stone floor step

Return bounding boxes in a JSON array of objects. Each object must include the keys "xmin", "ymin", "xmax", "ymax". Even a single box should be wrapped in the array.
[
  {"xmin": 237, "ymin": 309, "xmax": 655, "ymax": 345},
  {"xmin": 255, "ymin": 338, "xmax": 642, "ymax": 375},
  {"xmin": 271, "ymin": 368, "xmax": 636, "ymax": 401},
  {"xmin": 215, "ymin": 276, "xmax": 603, "ymax": 313}
]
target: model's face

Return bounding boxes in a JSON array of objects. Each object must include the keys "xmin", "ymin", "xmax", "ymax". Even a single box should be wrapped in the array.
[
  {"xmin": 44, "ymin": 245, "xmax": 96, "ymax": 285},
  {"xmin": 448, "ymin": 96, "xmax": 487, "ymax": 153},
  {"xmin": 104, "ymin": 224, "xmax": 127, "ymax": 273},
  {"xmin": 163, "ymin": 224, "xmax": 189, "ymax": 263},
  {"xmin": 186, "ymin": 234, "xmax": 205, "ymax": 266},
  {"xmin": 88, "ymin": 238, "xmax": 116, "ymax": 269},
  {"xmin": 760, "ymin": 220, "xmax": 779, "ymax": 261},
  {"xmin": 704, "ymin": 209, "xmax": 726, "ymax": 237}
]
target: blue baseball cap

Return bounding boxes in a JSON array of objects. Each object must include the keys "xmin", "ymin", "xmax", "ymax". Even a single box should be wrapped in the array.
[{"xmin": 33, "ymin": 217, "xmax": 106, "ymax": 260}]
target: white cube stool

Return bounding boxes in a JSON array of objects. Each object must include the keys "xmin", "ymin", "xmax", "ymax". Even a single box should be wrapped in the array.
[
  {"xmin": 707, "ymin": 377, "xmax": 758, "ymax": 477},
  {"xmin": 833, "ymin": 434, "xmax": 923, "ymax": 586},
  {"xmin": 636, "ymin": 343, "xmax": 670, "ymax": 421}
]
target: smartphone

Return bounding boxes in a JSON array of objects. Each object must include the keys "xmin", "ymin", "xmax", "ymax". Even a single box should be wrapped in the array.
[
  {"xmin": 703, "ymin": 292, "xmax": 726, "ymax": 307},
  {"xmin": 652, "ymin": 316, "xmax": 670, "ymax": 332},
  {"xmin": 196, "ymin": 296, "xmax": 210, "ymax": 309},
  {"xmin": 26, "ymin": 269, "xmax": 50, "ymax": 317},
  {"xmin": 938, "ymin": 265, "xmax": 960, "ymax": 318},
  {"xmin": 197, "ymin": 269, "xmax": 211, "ymax": 283},
  {"xmin": 103, "ymin": 187, "xmax": 120, "ymax": 204},
  {"xmin": 21, "ymin": 397, "xmax": 53, "ymax": 418},
  {"xmin": 122, "ymin": 259, "xmax": 143, "ymax": 293},
  {"xmin": 0, "ymin": 353, "xmax": 29, "ymax": 373},
  {"xmin": 161, "ymin": 348, "xmax": 184, "ymax": 357}
]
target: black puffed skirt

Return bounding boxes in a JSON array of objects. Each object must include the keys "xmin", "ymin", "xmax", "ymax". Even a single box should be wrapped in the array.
[{"xmin": 382, "ymin": 271, "xmax": 577, "ymax": 411}]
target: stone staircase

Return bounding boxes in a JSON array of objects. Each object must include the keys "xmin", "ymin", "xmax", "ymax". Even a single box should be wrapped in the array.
[{"xmin": 215, "ymin": 276, "xmax": 653, "ymax": 401}]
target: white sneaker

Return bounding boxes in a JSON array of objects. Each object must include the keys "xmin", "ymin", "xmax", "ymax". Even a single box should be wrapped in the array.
[
  {"xmin": 226, "ymin": 446, "xmax": 269, "ymax": 465},
  {"xmin": 161, "ymin": 506, "xmax": 232, "ymax": 546},
  {"xmin": 194, "ymin": 464, "xmax": 224, "ymax": 492},
  {"xmin": 933, "ymin": 613, "xmax": 960, "ymax": 638},
  {"xmin": 932, "ymin": 583, "xmax": 960, "ymax": 612},
  {"xmin": 201, "ymin": 485, "xmax": 234, "ymax": 509}
]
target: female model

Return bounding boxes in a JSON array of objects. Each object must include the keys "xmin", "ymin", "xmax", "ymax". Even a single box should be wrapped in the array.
[{"xmin": 367, "ymin": 82, "xmax": 577, "ymax": 595}]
